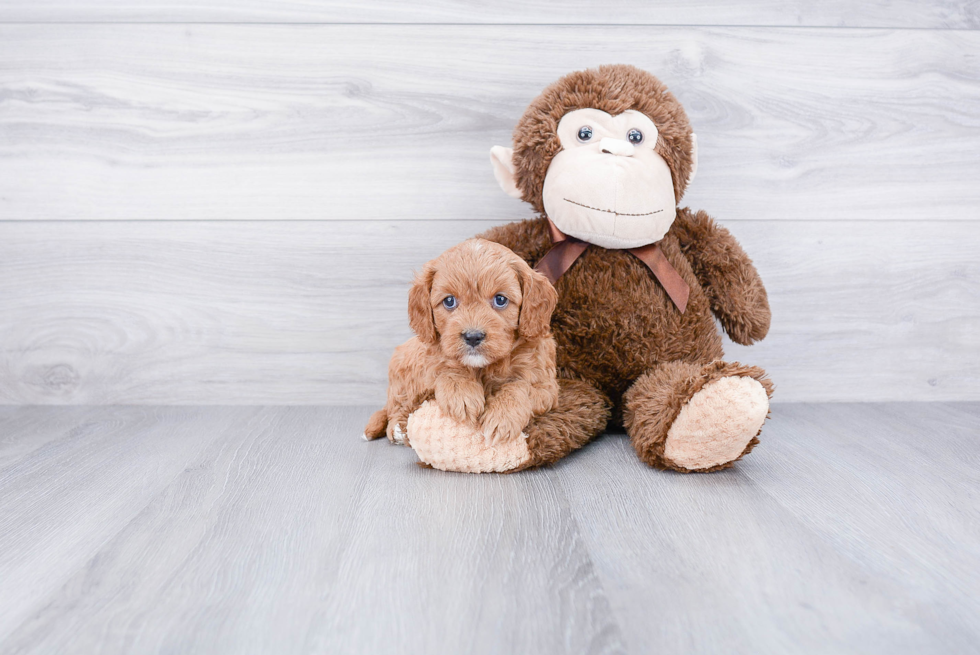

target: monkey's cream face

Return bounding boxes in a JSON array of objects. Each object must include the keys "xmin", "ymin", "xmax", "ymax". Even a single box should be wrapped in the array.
[{"xmin": 542, "ymin": 109, "xmax": 678, "ymax": 249}]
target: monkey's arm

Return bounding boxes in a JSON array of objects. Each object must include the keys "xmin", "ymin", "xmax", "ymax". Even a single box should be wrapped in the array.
[
  {"xmin": 671, "ymin": 208, "xmax": 770, "ymax": 345},
  {"xmin": 478, "ymin": 217, "xmax": 553, "ymax": 267}
]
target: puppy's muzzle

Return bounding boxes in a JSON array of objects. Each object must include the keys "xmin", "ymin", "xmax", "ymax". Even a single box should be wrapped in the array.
[{"xmin": 462, "ymin": 330, "xmax": 486, "ymax": 348}]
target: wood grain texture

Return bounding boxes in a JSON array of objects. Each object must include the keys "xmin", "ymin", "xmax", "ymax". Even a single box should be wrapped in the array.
[
  {"xmin": 0, "ymin": 219, "xmax": 977, "ymax": 405},
  {"xmin": 0, "ymin": 406, "xmax": 263, "ymax": 641},
  {"xmin": 747, "ymin": 402, "xmax": 980, "ymax": 648},
  {"xmin": 0, "ymin": 406, "xmax": 102, "ymax": 470},
  {"xmin": 0, "ymin": 405, "xmax": 625, "ymax": 655},
  {"xmin": 0, "ymin": 403, "xmax": 978, "ymax": 654},
  {"xmin": 553, "ymin": 402, "xmax": 980, "ymax": 654},
  {"xmin": 0, "ymin": 0, "xmax": 977, "ymax": 27},
  {"xmin": 1, "ymin": 25, "xmax": 978, "ymax": 222},
  {"xmin": 315, "ymin": 450, "xmax": 625, "ymax": 654}
]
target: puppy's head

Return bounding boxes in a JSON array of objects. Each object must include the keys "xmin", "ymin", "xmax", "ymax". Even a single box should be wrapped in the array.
[{"xmin": 408, "ymin": 239, "xmax": 557, "ymax": 368}]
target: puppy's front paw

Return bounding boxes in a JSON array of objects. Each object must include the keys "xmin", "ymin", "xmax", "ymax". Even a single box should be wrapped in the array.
[
  {"xmin": 480, "ymin": 405, "xmax": 526, "ymax": 447},
  {"xmin": 386, "ymin": 420, "xmax": 409, "ymax": 446},
  {"xmin": 436, "ymin": 381, "xmax": 485, "ymax": 423}
]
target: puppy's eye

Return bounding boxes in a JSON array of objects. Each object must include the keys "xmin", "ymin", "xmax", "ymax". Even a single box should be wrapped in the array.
[
  {"xmin": 442, "ymin": 296, "xmax": 457, "ymax": 310},
  {"xmin": 492, "ymin": 294, "xmax": 509, "ymax": 309},
  {"xmin": 627, "ymin": 128, "xmax": 643, "ymax": 145},
  {"xmin": 577, "ymin": 126, "xmax": 593, "ymax": 142}
]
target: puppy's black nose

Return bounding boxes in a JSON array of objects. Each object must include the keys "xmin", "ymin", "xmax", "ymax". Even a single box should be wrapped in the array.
[{"xmin": 462, "ymin": 330, "xmax": 486, "ymax": 348}]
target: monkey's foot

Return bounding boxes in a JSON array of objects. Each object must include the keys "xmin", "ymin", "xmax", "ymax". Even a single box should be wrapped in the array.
[
  {"xmin": 664, "ymin": 375, "xmax": 769, "ymax": 471},
  {"xmin": 407, "ymin": 401, "xmax": 531, "ymax": 473},
  {"xmin": 624, "ymin": 361, "xmax": 773, "ymax": 472}
]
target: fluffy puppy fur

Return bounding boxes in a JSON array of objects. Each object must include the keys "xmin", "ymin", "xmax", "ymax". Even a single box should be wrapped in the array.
[{"xmin": 364, "ymin": 239, "xmax": 560, "ymax": 447}]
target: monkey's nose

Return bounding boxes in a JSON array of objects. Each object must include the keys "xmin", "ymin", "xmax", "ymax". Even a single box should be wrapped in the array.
[
  {"xmin": 462, "ymin": 330, "xmax": 486, "ymax": 348},
  {"xmin": 600, "ymin": 138, "xmax": 634, "ymax": 156}
]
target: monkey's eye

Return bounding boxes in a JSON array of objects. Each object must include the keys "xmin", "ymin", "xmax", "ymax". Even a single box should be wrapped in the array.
[
  {"xmin": 627, "ymin": 129, "xmax": 644, "ymax": 145},
  {"xmin": 577, "ymin": 126, "xmax": 593, "ymax": 142},
  {"xmin": 442, "ymin": 296, "xmax": 457, "ymax": 310},
  {"xmin": 492, "ymin": 294, "xmax": 509, "ymax": 309}
]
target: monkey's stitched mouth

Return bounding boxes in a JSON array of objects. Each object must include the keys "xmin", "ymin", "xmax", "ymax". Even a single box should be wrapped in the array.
[{"xmin": 564, "ymin": 198, "xmax": 662, "ymax": 217}]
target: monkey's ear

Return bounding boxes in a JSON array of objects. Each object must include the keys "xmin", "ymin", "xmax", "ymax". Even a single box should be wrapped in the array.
[
  {"xmin": 490, "ymin": 146, "xmax": 523, "ymax": 199},
  {"xmin": 515, "ymin": 263, "xmax": 558, "ymax": 340},
  {"xmin": 408, "ymin": 264, "xmax": 437, "ymax": 345},
  {"xmin": 688, "ymin": 134, "xmax": 698, "ymax": 186}
]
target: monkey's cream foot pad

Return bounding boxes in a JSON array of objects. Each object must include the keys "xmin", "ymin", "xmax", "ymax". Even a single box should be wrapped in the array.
[
  {"xmin": 664, "ymin": 376, "xmax": 770, "ymax": 470},
  {"xmin": 407, "ymin": 401, "xmax": 531, "ymax": 473}
]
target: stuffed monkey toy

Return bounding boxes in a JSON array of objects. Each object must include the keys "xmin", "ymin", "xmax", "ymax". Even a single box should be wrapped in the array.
[
  {"xmin": 478, "ymin": 64, "xmax": 774, "ymax": 473},
  {"xmin": 406, "ymin": 64, "xmax": 773, "ymax": 473}
]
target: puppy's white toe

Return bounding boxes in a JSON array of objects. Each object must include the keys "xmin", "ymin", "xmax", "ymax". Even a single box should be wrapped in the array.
[
  {"xmin": 392, "ymin": 424, "xmax": 407, "ymax": 445},
  {"xmin": 361, "ymin": 432, "xmax": 370, "ymax": 441}
]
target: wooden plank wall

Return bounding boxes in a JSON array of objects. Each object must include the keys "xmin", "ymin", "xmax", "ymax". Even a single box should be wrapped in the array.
[{"xmin": 1, "ymin": 3, "xmax": 978, "ymax": 404}]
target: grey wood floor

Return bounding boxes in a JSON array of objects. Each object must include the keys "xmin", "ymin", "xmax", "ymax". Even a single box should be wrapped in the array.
[{"xmin": 0, "ymin": 404, "xmax": 977, "ymax": 654}]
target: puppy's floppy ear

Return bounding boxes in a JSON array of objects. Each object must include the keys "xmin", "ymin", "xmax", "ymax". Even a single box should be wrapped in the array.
[
  {"xmin": 514, "ymin": 261, "xmax": 558, "ymax": 340},
  {"xmin": 408, "ymin": 263, "xmax": 437, "ymax": 345}
]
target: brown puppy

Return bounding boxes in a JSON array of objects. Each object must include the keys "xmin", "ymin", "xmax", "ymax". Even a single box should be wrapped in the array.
[{"xmin": 363, "ymin": 239, "xmax": 559, "ymax": 447}]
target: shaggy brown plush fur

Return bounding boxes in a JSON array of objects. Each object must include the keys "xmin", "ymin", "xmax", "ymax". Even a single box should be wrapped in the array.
[
  {"xmin": 516, "ymin": 377, "xmax": 612, "ymax": 471},
  {"xmin": 623, "ymin": 361, "xmax": 773, "ymax": 472},
  {"xmin": 364, "ymin": 239, "xmax": 560, "ymax": 447},
  {"xmin": 480, "ymin": 65, "xmax": 773, "ymax": 472}
]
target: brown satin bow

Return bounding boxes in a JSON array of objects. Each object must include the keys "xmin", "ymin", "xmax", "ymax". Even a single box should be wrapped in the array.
[{"xmin": 534, "ymin": 219, "xmax": 690, "ymax": 313}]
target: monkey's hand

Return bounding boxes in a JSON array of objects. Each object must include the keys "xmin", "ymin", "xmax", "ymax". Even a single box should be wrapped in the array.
[
  {"xmin": 673, "ymin": 208, "xmax": 771, "ymax": 344},
  {"xmin": 435, "ymin": 374, "xmax": 485, "ymax": 424}
]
